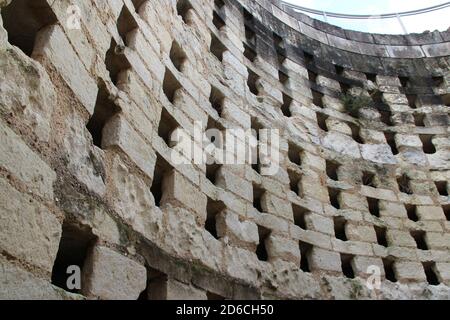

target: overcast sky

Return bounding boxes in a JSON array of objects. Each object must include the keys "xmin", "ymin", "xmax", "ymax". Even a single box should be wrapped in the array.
[{"xmin": 283, "ymin": 0, "xmax": 450, "ymax": 34}]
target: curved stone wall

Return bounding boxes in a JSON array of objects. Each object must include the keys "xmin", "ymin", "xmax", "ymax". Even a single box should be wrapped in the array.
[{"xmin": 0, "ymin": 0, "xmax": 449, "ymax": 300}]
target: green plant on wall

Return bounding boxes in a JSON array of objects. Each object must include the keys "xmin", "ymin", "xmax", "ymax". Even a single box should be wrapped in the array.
[{"xmin": 341, "ymin": 91, "xmax": 378, "ymax": 118}]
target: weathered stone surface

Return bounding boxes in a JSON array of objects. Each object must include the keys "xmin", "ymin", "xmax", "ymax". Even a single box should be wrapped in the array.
[
  {"xmin": 0, "ymin": 256, "xmax": 82, "ymax": 300},
  {"xmin": 82, "ymin": 245, "xmax": 147, "ymax": 300},
  {"xmin": 0, "ymin": 178, "xmax": 61, "ymax": 273},
  {"xmin": 0, "ymin": 0, "xmax": 449, "ymax": 301},
  {"xmin": 0, "ymin": 120, "xmax": 56, "ymax": 199}
]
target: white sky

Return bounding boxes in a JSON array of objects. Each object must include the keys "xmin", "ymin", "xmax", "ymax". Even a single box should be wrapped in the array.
[{"xmin": 284, "ymin": 0, "xmax": 450, "ymax": 34}]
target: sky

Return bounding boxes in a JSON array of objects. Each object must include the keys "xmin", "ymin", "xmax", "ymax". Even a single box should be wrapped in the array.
[{"xmin": 284, "ymin": 0, "xmax": 450, "ymax": 34}]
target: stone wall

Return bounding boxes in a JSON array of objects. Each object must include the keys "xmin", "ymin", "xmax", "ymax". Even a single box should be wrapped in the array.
[{"xmin": 0, "ymin": 0, "xmax": 449, "ymax": 300}]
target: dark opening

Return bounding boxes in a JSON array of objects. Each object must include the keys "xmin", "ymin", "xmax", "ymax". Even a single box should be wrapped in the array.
[
  {"xmin": 209, "ymin": 86, "xmax": 224, "ymax": 117},
  {"xmin": 273, "ymin": 32, "xmax": 284, "ymax": 49},
  {"xmin": 419, "ymin": 135, "xmax": 436, "ymax": 154},
  {"xmin": 210, "ymin": 33, "xmax": 226, "ymax": 62},
  {"xmin": 374, "ymin": 226, "xmax": 388, "ymax": 247},
  {"xmin": 117, "ymin": 5, "xmax": 138, "ymax": 46},
  {"xmin": 397, "ymin": 174, "xmax": 412, "ymax": 194},
  {"xmin": 131, "ymin": 0, "xmax": 147, "ymax": 13},
  {"xmin": 206, "ymin": 163, "xmax": 221, "ymax": 185},
  {"xmin": 214, "ymin": 0, "xmax": 225, "ymax": 9},
  {"xmin": 335, "ymin": 65, "xmax": 344, "ymax": 75},
  {"xmin": 158, "ymin": 108, "xmax": 179, "ymax": 147},
  {"xmin": 379, "ymin": 110, "xmax": 393, "ymax": 126},
  {"xmin": 365, "ymin": 73, "xmax": 377, "ymax": 83},
  {"xmin": 292, "ymin": 204, "xmax": 308, "ymax": 230},
  {"xmin": 328, "ymin": 187, "xmax": 341, "ymax": 209},
  {"xmin": 245, "ymin": 26, "xmax": 256, "ymax": 44},
  {"xmin": 51, "ymin": 223, "xmax": 96, "ymax": 293},
  {"xmin": 406, "ymin": 94, "xmax": 417, "ymax": 109},
  {"xmin": 282, "ymin": 93, "xmax": 293, "ymax": 117},
  {"xmin": 443, "ymin": 205, "xmax": 450, "ymax": 221},
  {"xmin": 399, "ymin": 76, "xmax": 409, "ymax": 88},
  {"xmin": 247, "ymin": 68, "xmax": 259, "ymax": 95},
  {"xmin": 349, "ymin": 122, "xmax": 364, "ymax": 144},
  {"xmin": 303, "ymin": 51, "xmax": 314, "ymax": 65},
  {"xmin": 288, "ymin": 169, "xmax": 301, "ymax": 196},
  {"xmin": 414, "ymin": 113, "xmax": 426, "ymax": 127},
  {"xmin": 251, "ymin": 118, "xmax": 263, "ymax": 173},
  {"xmin": 371, "ymin": 90, "xmax": 384, "ymax": 104},
  {"xmin": 279, "ymin": 70, "xmax": 289, "ymax": 86},
  {"xmin": 1, "ymin": 0, "xmax": 57, "ymax": 57},
  {"xmin": 341, "ymin": 254, "xmax": 355, "ymax": 279},
  {"xmin": 205, "ymin": 198, "xmax": 225, "ymax": 239},
  {"xmin": 86, "ymin": 83, "xmax": 121, "ymax": 148},
  {"xmin": 432, "ymin": 76, "xmax": 444, "ymax": 88},
  {"xmin": 384, "ymin": 132, "xmax": 398, "ymax": 155},
  {"xmin": 367, "ymin": 197, "xmax": 380, "ymax": 217},
  {"xmin": 212, "ymin": 11, "xmax": 225, "ymax": 30},
  {"xmin": 423, "ymin": 262, "xmax": 440, "ymax": 286},
  {"xmin": 150, "ymin": 154, "xmax": 172, "ymax": 207},
  {"xmin": 105, "ymin": 39, "xmax": 132, "ymax": 85},
  {"xmin": 326, "ymin": 160, "xmax": 339, "ymax": 181},
  {"xmin": 169, "ymin": 41, "xmax": 187, "ymax": 72},
  {"xmin": 243, "ymin": 8, "xmax": 253, "ymax": 22},
  {"xmin": 299, "ymin": 242, "xmax": 312, "ymax": 272},
  {"xmin": 163, "ymin": 68, "xmax": 182, "ymax": 103},
  {"xmin": 256, "ymin": 225, "xmax": 270, "ymax": 262},
  {"xmin": 317, "ymin": 113, "xmax": 329, "ymax": 132},
  {"xmin": 405, "ymin": 204, "xmax": 419, "ymax": 222},
  {"xmin": 138, "ymin": 266, "xmax": 167, "ymax": 300},
  {"xmin": 243, "ymin": 43, "xmax": 257, "ymax": 62},
  {"xmin": 253, "ymin": 184, "xmax": 264, "ymax": 212},
  {"xmin": 435, "ymin": 181, "xmax": 448, "ymax": 196},
  {"xmin": 334, "ymin": 217, "xmax": 347, "ymax": 241},
  {"xmin": 340, "ymin": 82, "xmax": 350, "ymax": 94},
  {"xmin": 362, "ymin": 171, "xmax": 376, "ymax": 187},
  {"xmin": 288, "ymin": 142, "xmax": 302, "ymax": 166},
  {"xmin": 411, "ymin": 230, "xmax": 428, "ymax": 250},
  {"xmin": 177, "ymin": 0, "xmax": 194, "ymax": 24},
  {"xmin": 308, "ymin": 70, "xmax": 317, "ymax": 84},
  {"xmin": 312, "ymin": 90, "xmax": 324, "ymax": 108},
  {"xmin": 383, "ymin": 259, "xmax": 397, "ymax": 282}
]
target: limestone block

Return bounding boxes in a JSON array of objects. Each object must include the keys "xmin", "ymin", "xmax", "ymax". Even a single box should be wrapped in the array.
[
  {"xmin": 63, "ymin": 113, "xmax": 106, "ymax": 197},
  {"xmin": 386, "ymin": 230, "xmax": 417, "ymax": 248},
  {"xmin": 0, "ymin": 178, "xmax": 61, "ymax": 272},
  {"xmin": 306, "ymin": 213, "xmax": 334, "ymax": 235},
  {"xmin": 394, "ymin": 261, "xmax": 427, "ymax": 282},
  {"xmin": 81, "ymin": 245, "xmax": 146, "ymax": 300},
  {"xmin": 0, "ymin": 256, "xmax": 82, "ymax": 300},
  {"xmin": 162, "ymin": 170, "xmax": 207, "ymax": 223},
  {"xmin": 0, "ymin": 43, "xmax": 55, "ymax": 142},
  {"xmin": 216, "ymin": 168, "xmax": 253, "ymax": 202},
  {"xmin": 216, "ymin": 211, "xmax": 258, "ymax": 251},
  {"xmin": 266, "ymin": 235, "xmax": 300, "ymax": 264},
  {"xmin": 147, "ymin": 278, "xmax": 207, "ymax": 300},
  {"xmin": 260, "ymin": 192, "xmax": 293, "ymax": 220},
  {"xmin": 322, "ymin": 132, "xmax": 361, "ymax": 158},
  {"xmin": 361, "ymin": 144, "xmax": 397, "ymax": 165},
  {"xmin": 352, "ymin": 256, "xmax": 384, "ymax": 277},
  {"xmin": 103, "ymin": 114, "xmax": 156, "ymax": 178},
  {"xmin": 425, "ymin": 232, "xmax": 450, "ymax": 250},
  {"xmin": 0, "ymin": 120, "xmax": 56, "ymax": 200},
  {"xmin": 33, "ymin": 25, "xmax": 97, "ymax": 114},
  {"xmin": 416, "ymin": 206, "xmax": 446, "ymax": 221},
  {"xmin": 346, "ymin": 224, "xmax": 378, "ymax": 243},
  {"xmin": 309, "ymin": 247, "xmax": 342, "ymax": 272},
  {"xmin": 110, "ymin": 156, "xmax": 163, "ymax": 240}
]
